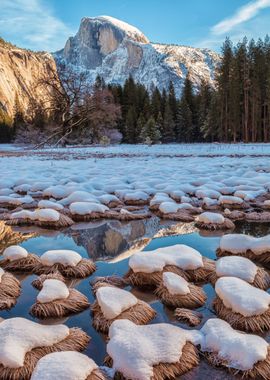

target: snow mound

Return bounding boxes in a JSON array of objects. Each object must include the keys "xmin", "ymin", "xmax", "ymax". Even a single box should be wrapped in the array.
[
  {"xmin": 107, "ymin": 319, "xmax": 201, "ymax": 380},
  {"xmin": 96, "ymin": 287, "xmax": 138, "ymax": 319},
  {"xmin": 129, "ymin": 244, "xmax": 203, "ymax": 273},
  {"xmin": 70, "ymin": 202, "xmax": 109, "ymax": 215},
  {"xmin": 219, "ymin": 195, "xmax": 243, "ymax": 205},
  {"xmin": 197, "ymin": 212, "xmax": 224, "ymax": 224},
  {"xmin": 60, "ymin": 191, "xmax": 98, "ymax": 206},
  {"xmin": 219, "ymin": 233, "xmax": 270, "ymax": 255},
  {"xmin": 163, "ymin": 272, "xmax": 190, "ymax": 295},
  {"xmin": 31, "ymin": 351, "xmax": 98, "ymax": 380},
  {"xmin": 0, "ymin": 318, "xmax": 69, "ymax": 368},
  {"xmin": 38, "ymin": 200, "xmax": 64, "ymax": 211},
  {"xmin": 40, "ymin": 250, "xmax": 82, "ymax": 267},
  {"xmin": 3, "ymin": 245, "xmax": 28, "ymax": 261},
  {"xmin": 10, "ymin": 209, "xmax": 60, "ymax": 222},
  {"xmin": 200, "ymin": 318, "xmax": 268, "ymax": 370},
  {"xmin": 124, "ymin": 191, "xmax": 149, "ymax": 202},
  {"xmin": 215, "ymin": 256, "xmax": 258, "ymax": 282},
  {"xmin": 37, "ymin": 279, "xmax": 70, "ymax": 303},
  {"xmin": 215, "ymin": 277, "xmax": 270, "ymax": 316},
  {"xmin": 0, "ymin": 268, "xmax": 4, "ymax": 282}
]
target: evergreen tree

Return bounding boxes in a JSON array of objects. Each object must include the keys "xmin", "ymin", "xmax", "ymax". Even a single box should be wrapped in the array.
[
  {"xmin": 140, "ymin": 116, "xmax": 161, "ymax": 144},
  {"xmin": 175, "ymin": 99, "xmax": 192, "ymax": 142},
  {"xmin": 162, "ymin": 102, "xmax": 175, "ymax": 142}
]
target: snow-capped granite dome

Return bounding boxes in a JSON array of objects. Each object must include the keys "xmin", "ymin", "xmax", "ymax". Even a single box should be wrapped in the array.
[{"xmin": 54, "ymin": 16, "xmax": 220, "ymax": 97}]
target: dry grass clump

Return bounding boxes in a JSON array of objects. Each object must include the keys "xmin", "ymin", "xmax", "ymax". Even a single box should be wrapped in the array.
[
  {"xmin": 155, "ymin": 282, "xmax": 206, "ymax": 309},
  {"xmin": 104, "ymin": 342, "xmax": 199, "ymax": 380},
  {"xmin": 195, "ymin": 218, "xmax": 235, "ymax": 231},
  {"xmin": 203, "ymin": 346, "xmax": 270, "ymax": 380},
  {"xmin": 91, "ymin": 299, "xmax": 156, "ymax": 334},
  {"xmin": 174, "ymin": 308, "xmax": 203, "ymax": 326},
  {"xmin": 34, "ymin": 258, "xmax": 96, "ymax": 278},
  {"xmin": 0, "ymin": 254, "xmax": 40, "ymax": 273},
  {"xmin": 0, "ymin": 327, "xmax": 89, "ymax": 380},
  {"xmin": 91, "ymin": 276, "xmax": 129, "ymax": 294},
  {"xmin": 125, "ymin": 257, "xmax": 215, "ymax": 288},
  {"xmin": 6, "ymin": 213, "xmax": 74, "ymax": 229},
  {"xmin": 30, "ymin": 288, "xmax": 90, "ymax": 319},
  {"xmin": 213, "ymin": 295, "xmax": 270, "ymax": 333},
  {"xmin": 0, "ymin": 272, "xmax": 21, "ymax": 310}
]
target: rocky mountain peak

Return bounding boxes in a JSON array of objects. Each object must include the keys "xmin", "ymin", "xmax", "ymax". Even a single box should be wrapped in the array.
[{"xmin": 56, "ymin": 16, "xmax": 220, "ymax": 97}]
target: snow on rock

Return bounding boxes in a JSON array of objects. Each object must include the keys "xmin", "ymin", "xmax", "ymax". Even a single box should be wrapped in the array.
[
  {"xmin": 30, "ymin": 351, "xmax": 98, "ymax": 380},
  {"xmin": 37, "ymin": 279, "xmax": 70, "ymax": 303},
  {"xmin": 0, "ymin": 268, "xmax": 4, "ymax": 282},
  {"xmin": 200, "ymin": 318, "xmax": 269, "ymax": 370},
  {"xmin": 129, "ymin": 244, "xmax": 203, "ymax": 273},
  {"xmin": 163, "ymin": 272, "xmax": 190, "ymax": 295},
  {"xmin": 215, "ymin": 277, "xmax": 270, "ymax": 316},
  {"xmin": 197, "ymin": 212, "xmax": 224, "ymax": 224},
  {"xmin": 219, "ymin": 234, "xmax": 270, "ymax": 255},
  {"xmin": 69, "ymin": 202, "xmax": 109, "ymax": 215},
  {"xmin": 215, "ymin": 256, "xmax": 258, "ymax": 282},
  {"xmin": 3, "ymin": 245, "xmax": 28, "ymax": 261},
  {"xmin": 219, "ymin": 196, "xmax": 243, "ymax": 205},
  {"xmin": 38, "ymin": 200, "xmax": 64, "ymax": 211},
  {"xmin": 0, "ymin": 318, "xmax": 69, "ymax": 368},
  {"xmin": 107, "ymin": 319, "xmax": 201, "ymax": 380},
  {"xmin": 40, "ymin": 250, "xmax": 82, "ymax": 267},
  {"xmin": 96, "ymin": 287, "xmax": 138, "ymax": 319},
  {"xmin": 202, "ymin": 197, "xmax": 219, "ymax": 207}
]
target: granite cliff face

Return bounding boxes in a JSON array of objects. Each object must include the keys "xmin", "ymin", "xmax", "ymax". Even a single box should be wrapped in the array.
[
  {"xmin": 0, "ymin": 39, "xmax": 58, "ymax": 117},
  {"xmin": 55, "ymin": 16, "xmax": 220, "ymax": 96}
]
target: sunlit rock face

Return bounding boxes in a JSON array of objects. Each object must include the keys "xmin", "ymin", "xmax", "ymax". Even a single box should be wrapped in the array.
[
  {"xmin": 0, "ymin": 41, "xmax": 58, "ymax": 117},
  {"xmin": 55, "ymin": 16, "xmax": 220, "ymax": 96}
]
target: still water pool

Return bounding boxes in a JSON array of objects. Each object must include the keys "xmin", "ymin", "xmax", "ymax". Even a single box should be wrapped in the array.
[{"xmin": 1, "ymin": 219, "xmax": 269, "ymax": 380}]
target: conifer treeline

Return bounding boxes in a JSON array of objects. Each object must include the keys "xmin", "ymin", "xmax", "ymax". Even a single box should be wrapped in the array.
[
  {"xmin": 2, "ymin": 36, "xmax": 270, "ymax": 144},
  {"xmin": 108, "ymin": 36, "xmax": 270, "ymax": 143}
]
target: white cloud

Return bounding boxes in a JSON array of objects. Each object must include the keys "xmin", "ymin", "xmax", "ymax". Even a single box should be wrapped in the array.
[
  {"xmin": 197, "ymin": 0, "xmax": 270, "ymax": 50},
  {"xmin": 212, "ymin": 0, "xmax": 270, "ymax": 35},
  {"xmin": 0, "ymin": 0, "xmax": 74, "ymax": 51}
]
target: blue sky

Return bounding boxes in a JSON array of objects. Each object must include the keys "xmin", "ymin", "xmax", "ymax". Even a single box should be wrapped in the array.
[{"xmin": 1, "ymin": 0, "xmax": 270, "ymax": 52}]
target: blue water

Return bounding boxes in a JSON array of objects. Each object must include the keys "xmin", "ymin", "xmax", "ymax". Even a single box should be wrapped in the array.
[{"xmin": 1, "ymin": 222, "xmax": 269, "ymax": 379}]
